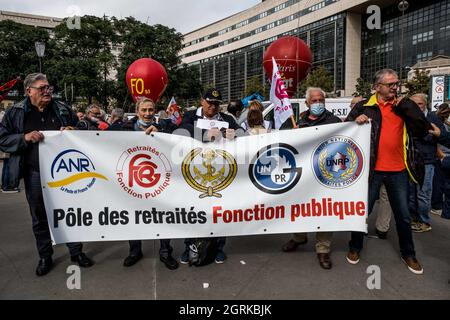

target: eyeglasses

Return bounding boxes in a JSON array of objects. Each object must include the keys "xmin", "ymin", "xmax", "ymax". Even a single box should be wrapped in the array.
[
  {"xmin": 379, "ymin": 82, "xmax": 400, "ymax": 89},
  {"xmin": 29, "ymin": 85, "xmax": 54, "ymax": 93}
]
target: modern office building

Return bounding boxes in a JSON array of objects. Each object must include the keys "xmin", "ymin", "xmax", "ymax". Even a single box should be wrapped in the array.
[{"xmin": 181, "ymin": 0, "xmax": 450, "ymax": 101}]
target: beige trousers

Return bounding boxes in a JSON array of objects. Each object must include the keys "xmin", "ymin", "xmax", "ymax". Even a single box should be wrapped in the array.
[
  {"xmin": 373, "ymin": 183, "xmax": 393, "ymax": 232},
  {"xmin": 292, "ymin": 232, "xmax": 332, "ymax": 254}
]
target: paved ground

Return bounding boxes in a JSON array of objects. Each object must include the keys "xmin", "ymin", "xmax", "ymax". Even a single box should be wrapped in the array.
[{"xmin": 0, "ymin": 162, "xmax": 449, "ymax": 300}]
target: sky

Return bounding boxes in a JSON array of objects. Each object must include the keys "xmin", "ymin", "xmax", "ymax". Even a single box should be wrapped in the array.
[{"xmin": 0, "ymin": 0, "xmax": 262, "ymax": 34}]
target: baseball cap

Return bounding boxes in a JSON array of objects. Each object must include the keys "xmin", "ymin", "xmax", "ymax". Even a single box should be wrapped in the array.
[{"xmin": 203, "ymin": 88, "xmax": 222, "ymax": 103}]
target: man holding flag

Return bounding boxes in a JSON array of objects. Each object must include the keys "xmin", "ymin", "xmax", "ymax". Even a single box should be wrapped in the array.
[{"xmin": 270, "ymin": 57, "xmax": 297, "ymax": 129}]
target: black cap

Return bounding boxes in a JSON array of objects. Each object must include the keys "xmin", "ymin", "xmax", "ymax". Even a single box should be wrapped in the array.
[{"xmin": 203, "ymin": 88, "xmax": 222, "ymax": 103}]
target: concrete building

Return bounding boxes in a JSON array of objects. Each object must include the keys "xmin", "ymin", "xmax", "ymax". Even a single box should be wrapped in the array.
[
  {"xmin": 0, "ymin": 10, "xmax": 62, "ymax": 30},
  {"xmin": 181, "ymin": 0, "xmax": 450, "ymax": 101}
]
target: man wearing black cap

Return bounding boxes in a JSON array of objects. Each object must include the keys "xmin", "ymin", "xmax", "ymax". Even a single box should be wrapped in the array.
[
  {"xmin": 178, "ymin": 88, "xmax": 245, "ymax": 264},
  {"xmin": 179, "ymin": 88, "xmax": 245, "ymax": 142}
]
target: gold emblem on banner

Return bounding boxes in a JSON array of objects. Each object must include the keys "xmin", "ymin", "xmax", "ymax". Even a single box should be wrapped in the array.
[{"xmin": 182, "ymin": 148, "xmax": 237, "ymax": 198}]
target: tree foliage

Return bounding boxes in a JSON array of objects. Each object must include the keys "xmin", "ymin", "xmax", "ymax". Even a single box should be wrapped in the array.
[
  {"xmin": 298, "ymin": 66, "xmax": 334, "ymax": 97},
  {"xmin": 405, "ymin": 69, "xmax": 430, "ymax": 95},
  {"xmin": 0, "ymin": 20, "xmax": 50, "ymax": 96},
  {"xmin": 353, "ymin": 77, "xmax": 373, "ymax": 98}
]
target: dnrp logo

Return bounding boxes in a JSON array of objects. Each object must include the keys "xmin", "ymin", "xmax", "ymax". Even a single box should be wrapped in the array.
[
  {"xmin": 249, "ymin": 144, "xmax": 302, "ymax": 194},
  {"xmin": 312, "ymin": 136, "xmax": 364, "ymax": 188},
  {"xmin": 116, "ymin": 146, "xmax": 172, "ymax": 199},
  {"xmin": 47, "ymin": 149, "xmax": 108, "ymax": 194}
]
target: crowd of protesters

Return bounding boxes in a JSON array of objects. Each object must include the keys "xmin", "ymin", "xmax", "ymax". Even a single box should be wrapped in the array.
[{"xmin": 0, "ymin": 69, "xmax": 449, "ymax": 277}]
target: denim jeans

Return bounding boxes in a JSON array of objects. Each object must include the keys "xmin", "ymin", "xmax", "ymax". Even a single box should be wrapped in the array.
[
  {"xmin": 349, "ymin": 170, "xmax": 416, "ymax": 258},
  {"xmin": 431, "ymin": 161, "xmax": 443, "ymax": 210},
  {"xmin": 408, "ymin": 164, "xmax": 434, "ymax": 225},
  {"xmin": 24, "ymin": 170, "xmax": 83, "ymax": 259},
  {"xmin": 1, "ymin": 158, "xmax": 9, "ymax": 189},
  {"xmin": 128, "ymin": 239, "xmax": 173, "ymax": 257}
]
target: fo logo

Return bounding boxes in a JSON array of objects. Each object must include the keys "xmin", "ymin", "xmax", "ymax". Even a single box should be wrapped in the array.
[
  {"xmin": 249, "ymin": 144, "xmax": 302, "ymax": 194},
  {"xmin": 182, "ymin": 148, "xmax": 237, "ymax": 198},
  {"xmin": 116, "ymin": 146, "xmax": 171, "ymax": 199},
  {"xmin": 312, "ymin": 136, "xmax": 364, "ymax": 188},
  {"xmin": 48, "ymin": 149, "xmax": 107, "ymax": 194}
]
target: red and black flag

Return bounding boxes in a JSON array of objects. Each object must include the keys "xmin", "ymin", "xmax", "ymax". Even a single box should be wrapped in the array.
[{"xmin": 0, "ymin": 78, "xmax": 19, "ymax": 103}]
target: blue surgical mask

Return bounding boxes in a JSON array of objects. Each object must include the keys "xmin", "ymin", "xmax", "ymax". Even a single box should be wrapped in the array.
[
  {"xmin": 137, "ymin": 118, "xmax": 152, "ymax": 128},
  {"xmin": 310, "ymin": 103, "xmax": 325, "ymax": 116}
]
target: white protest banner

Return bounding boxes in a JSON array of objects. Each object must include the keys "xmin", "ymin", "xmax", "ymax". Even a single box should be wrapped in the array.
[{"xmin": 39, "ymin": 122, "xmax": 370, "ymax": 244}]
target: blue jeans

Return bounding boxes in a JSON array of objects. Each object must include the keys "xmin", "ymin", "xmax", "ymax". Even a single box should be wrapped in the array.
[
  {"xmin": 431, "ymin": 161, "xmax": 443, "ymax": 210},
  {"xmin": 1, "ymin": 158, "xmax": 9, "ymax": 189},
  {"xmin": 408, "ymin": 164, "xmax": 434, "ymax": 225},
  {"xmin": 24, "ymin": 170, "xmax": 83, "ymax": 259},
  {"xmin": 349, "ymin": 170, "xmax": 416, "ymax": 258},
  {"xmin": 442, "ymin": 179, "xmax": 450, "ymax": 219}
]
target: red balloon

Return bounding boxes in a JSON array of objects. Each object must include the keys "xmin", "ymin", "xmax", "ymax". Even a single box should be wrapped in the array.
[
  {"xmin": 263, "ymin": 36, "xmax": 313, "ymax": 98},
  {"xmin": 126, "ymin": 58, "xmax": 168, "ymax": 103}
]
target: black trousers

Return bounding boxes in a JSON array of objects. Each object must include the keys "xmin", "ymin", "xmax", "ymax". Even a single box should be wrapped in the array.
[
  {"xmin": 129, "ymin": 239, "xmax": 173, "ymax": 257},
  {"xmin": 24, "ymin": 170, "xmax": 83, "ymax": 259}
]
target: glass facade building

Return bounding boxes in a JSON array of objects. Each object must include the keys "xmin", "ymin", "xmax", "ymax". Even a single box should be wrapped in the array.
[{"xmin": 183, "ymin": 0, "xmax": 450, "ymax": 102}]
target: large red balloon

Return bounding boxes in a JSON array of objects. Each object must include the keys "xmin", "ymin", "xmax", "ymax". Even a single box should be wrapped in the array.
[
  {"xmin": 263, "ymin": 36, "xmax": 313, "ymax": 98},
  {"xmin": 126, "ymin": 58, "xmax": 168, "ymax": 103}
]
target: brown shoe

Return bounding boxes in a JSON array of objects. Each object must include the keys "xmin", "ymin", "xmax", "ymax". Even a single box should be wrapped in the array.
[
  {"xmin": 317, "ymin": 253, "xmax": 332, "ymax": 269},
  {"xmin": 401, "ymin": 257, "xmax": 424, "ymax": 275},
  {"xmin": 346, "ymin": 250, "xmax": 360, "ymax": 265},
  {"xmin": 282, "ymin": 239, "xmax": 307, "ymax": 252}
]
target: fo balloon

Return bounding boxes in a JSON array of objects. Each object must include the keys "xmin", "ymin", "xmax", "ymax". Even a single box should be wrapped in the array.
[
  {"xmin": 126, "ymin": 58, "xmax": 168, "ymax": 103},
  {"xmin": 263, "ymin": 36, "xmax": 313, "ymax": 98}
]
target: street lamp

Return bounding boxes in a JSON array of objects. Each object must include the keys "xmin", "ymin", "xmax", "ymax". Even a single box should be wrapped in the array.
[
  {"xmin": 35, "ymin": 42, "xmax": 46, "ymax": 73},
  {"xmin": 398, "ymin": 0, "xmax": 409, "ymax": 94}
]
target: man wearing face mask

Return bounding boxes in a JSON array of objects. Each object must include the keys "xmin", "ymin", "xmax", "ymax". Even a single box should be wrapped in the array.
[
  {"xmin": 120, "ymin": 97, "xmax": 178, "ymax": 270},
  {"xmin": 281, "ymin": 87, "xmax": 341, "ymax": 270}
]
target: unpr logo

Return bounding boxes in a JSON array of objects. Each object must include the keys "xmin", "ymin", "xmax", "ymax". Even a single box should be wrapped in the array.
[
  {"xmin": 116, "ymin": 146, "xmax": 171, "ymax": 199},
  {"xmin": 48, "ymin": 149, "xmax": 108, "ymax": 194},
  {"xmin": 249, "ymin": 144, "xmax": 302, "ymax": 194}
]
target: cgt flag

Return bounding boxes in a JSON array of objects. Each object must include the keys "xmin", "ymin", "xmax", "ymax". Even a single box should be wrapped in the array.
[
  {"xmin": 0, "ymin": 78, "xmax": 19, "ymax": 103},
  {"xmin": 166, "ymin": 97, "xmax": 182, "ymax": 126},
  {"xmin": 270, "ymin": 57, "xmax": 295, "ymax": 129}
]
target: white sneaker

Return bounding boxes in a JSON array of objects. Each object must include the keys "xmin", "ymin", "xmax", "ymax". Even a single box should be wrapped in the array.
[{"xmin": 430, "ymin": 209, "xmax": 442, "ymax": 216}]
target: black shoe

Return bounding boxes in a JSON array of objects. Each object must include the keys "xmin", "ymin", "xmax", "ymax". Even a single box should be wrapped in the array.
[
  {"xmin": 71, "ymin": 253, "xmax": 94, "ymax": 268},
  {"xmin": 160, "ymin": 255, "xmax": 179, "ymax": 270},
  {"xmin": 375, "ymin": 229, "xmax": 387, "ymax": 239},
  {"xmin": 123, "ymin": 252, "xmax": 143, "ymax": 267},
  {"xmin": 36, "ymin": 257, "xmax": 53, "ymax": 276}
]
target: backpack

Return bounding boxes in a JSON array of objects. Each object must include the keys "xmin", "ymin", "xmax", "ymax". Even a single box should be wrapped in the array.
[
  {"xmin": 406, "ymin": 131, "xmax": 425, "ymax": 187},
  {"xmin": 188, "ymin": 238, "xmax": 219, "ymax": 267}
]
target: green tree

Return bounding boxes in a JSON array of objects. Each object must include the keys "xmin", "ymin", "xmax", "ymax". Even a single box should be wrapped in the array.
[
  {"xmin": 297, "ymin": 65, "xmax": 334, "ymax": 97},
  {"xmin": 353, "ymin": 77, "xmax": 373, "ymax": 98},
  {"xmin": 47, "ymin": 15, "xmax": 118, "ymax": 105},
  {"xmin": 245, "ymin": 75, "xmax": 266, "ymax": 98},
  {"xmin": 405, "ymin": 69, "xmax": 430, "ymax": 95},
  {"xmin": 113, "ymin": 17, "xmax": 184, "ymax": 109},
  {"xmin": 0, "ymin": 20, "xmax": 50, "ymax": 96}
]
